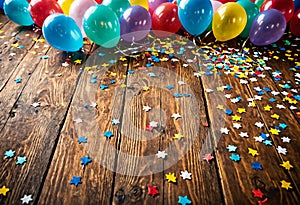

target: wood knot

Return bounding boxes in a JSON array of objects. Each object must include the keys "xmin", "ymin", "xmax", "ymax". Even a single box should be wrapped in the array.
[
  {"xmin": 115, "ymin": 189, "xmax": 125, "ymax": 203},
  {"xmin": 129, "ymin": 185, "xmax": 143, "ymax": 201}
]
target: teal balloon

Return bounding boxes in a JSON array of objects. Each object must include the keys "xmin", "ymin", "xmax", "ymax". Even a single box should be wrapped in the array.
[
  {"xmin": 3, "ymin": 0, "xmax": 34, "ymax": 26},
  {"xmin": 237, "ymin": 0, "xmax": 259, "ymax": 38},
  {"xmin": 102, "ymin": 0, "xmax": 130, "ymax": 18},
  {"xmin": 43, "ymin": 14, "xmax": 83, "ymax": 52},
  {"xmin": 83, "ymin": 5, "xmax": 120, "ymax": 48},
  {"xmin": 254, "ymin": 0, "xmax": 264, "ymax": 8},
  {"xmin": 178, "ymin": 0, "xmax": 213, "ymax": 36}
]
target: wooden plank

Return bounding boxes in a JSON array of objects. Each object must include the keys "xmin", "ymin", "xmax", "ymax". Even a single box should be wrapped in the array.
[
  {"xmin": 112, "ymin": 56, "xmax": 164, "ymax": 205},
  {"xmin": 159, "ymin": 53, "xmax": 224, "ymax": 205},
  {"xmin": 0, "ymin": 38, "xmax": 49, "ymax": 131},
  {"xmin": 38, "ymin": 48, "xmax": 129, "ymax": 204},
  {"xmin": 0, "ymin": 22, "xmax": 42, "ymax": 91},
  {"xmin": 199, "ymin": 47, "xmax": 300, "ymax": 204},
  {"xmin": 0, "ymin": 45, "xmax": 91, "ymax": 204},
  {"xmin": 0, "ymin": 14, "xmax": 10, "ymax": 28}
]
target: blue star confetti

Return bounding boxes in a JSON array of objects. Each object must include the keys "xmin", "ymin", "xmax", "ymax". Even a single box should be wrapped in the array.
[
  {"xmin": 70, "ymin": 176, "xmax": 82, "ymax": 187},
  {"xmin": 78, "ymin": 136, "xmax": 87, "ymax": 144},
  {"xmin": 178, "ymin": 195, "xmax": 191, "ymax": 205},
  {"xmin": 104, "ymin": 130, "xmax": 114, "ymax": 138},
  {"xmin": 230, "ymin": 154, "xmax": 241, "ymax": 162},
  {"xmin": 251, "ymin": 162, "xmax": 263, "ymax": 170},
  {"xmin": 4, "ymin": 150, "xmax": 15, "ymax": 158},
  {"xmin": 80, "ymin": 155, "xmax": 92, "ymax": 166}
]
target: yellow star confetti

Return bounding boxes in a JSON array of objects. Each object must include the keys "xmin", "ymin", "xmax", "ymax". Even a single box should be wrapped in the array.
[
  {"xmin": 74, "ymin": 59, "xmax": 82, "ymax": 64},
  {"xmin": 0, "ymin": 186, "xmax": 9, "ymax": 196},
  {"xmin": 238, "ymin": 73, "xmax": 247, "ymax": 78},
  {"xmin": 280, "ymin": 161, "xmax": 293, "ymax": 170},
  {"xmin": 269, "ymin": 128, "xmax": 279, "ymax": 135},
  {"xmin": 143, "ymin": 86, "xmax": 150, "ymax": 91},
  {"xmin": 110, "ymin": 72, "xmax": 117, "ymax": 77},
  {"xmin": 120, "ymin": 84, "xmax": 126, "ymax": 88},
  {"xmin": 271, "ymin": 114, "xmax": 280, "ymax": 120},
  {"xmin": 166, "ymin": 173, "xmax": 176, "ymax": 183},
  {"xmin": 173, "ymin": 133, "xmax": 184, "ymax": 140},
  {"xmin": 237, "ymin": 108, "xmax": 246, "ymax": 114},
  {"xmin": 248, "ymin": 148, "xmax": 259, "ymax": 157},
  {"xmin": 217, "ymin": 105, "xmax": 224, "ymax": 110},
  {"xmin": 120, "ymin": 57, "xmax": 127, "ymax": 61},
  {"xmin": 281, "ymin": 180, "xmax": 292, "ymax": 190},
  {"xmin": 11, "ymin": 43, "xmax": 19, "ymax": 48},
  {"xmin": 217, "ymin": 87, "xmax": 224, "ymax": 91},
  {"xmin": 264, "ymin": 105, "xmax": 272, "ymax": 111},
  {"xmin": 232, "ymin": 115, "xmax": 241, "ymax": 121}
]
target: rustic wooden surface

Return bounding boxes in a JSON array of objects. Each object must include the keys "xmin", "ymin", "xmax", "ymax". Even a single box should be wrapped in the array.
[{"xmin": 0, "ymin": 14, "xmax": 300, "ymax": 205}]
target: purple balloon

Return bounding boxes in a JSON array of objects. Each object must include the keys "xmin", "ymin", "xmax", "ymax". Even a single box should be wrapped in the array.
[
  {"xmin": 148, "ymin": 0, "xmax": 168, "ymax": 14},
  {"xmin": 120, "ymin": 6, "xmax": 152, "ymax": 42},
  {"xmin": 249, "ymin": 9, "xmax": 286, "ymax": 46}
]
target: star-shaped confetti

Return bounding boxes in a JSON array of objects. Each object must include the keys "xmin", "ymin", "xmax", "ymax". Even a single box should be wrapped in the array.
[
  {"xmin": 264, "ymin": 105, "xmax": 272, "ymax": 111},
  {"xmin": 248, "ymin": 148, "xmax": 259, "ymax": 157},
  {"xmin": 178, "ymin": 195, "xmax": 191, "ymax": 205},
  {"xmin": 276, "ymin": 146, "xmax": 287, "ymax": 155},
  {"xmin": 230, "ymin": 153, "xmax": 241, "ymax": 162},
  {"xmin": 149, "ymin": 121, "xmax": 158, "ymax": 128},
  {"xmin": 70, "ymin": 176, "xmax": 82, "ymax": 187},
  {"xmin": 173, "ymin": 133, "xmax": 184, "ymax": 140},
  {"xmin": 280, "ymin": 161, "xmax": 293, "ymax": 170},
  {"xmin": 16, "ymin": 156, "xmax": 27, "ymax": 165},
  {"xmin": 232, "ymin": 114, "xmax": 241, "ymax": 121},
  {"xmin": 147, "ymin": 185, "xmax": 159, "ymax": 197},
  {"xmin": 20, "ymin": 194, "xmax": 33, "ymax": 204},
  {"xmin": 31, "ymin": 102, "xmax": 40, "ymax": 108},
  {"xmin": 281, "ymin": 136, "xmax": 291, "ymax": 143},
  {"xmin": 156, "ymin": 151, "xmax": 167, "ymax": 159},
  {"xmin": 227, "ymin": 145, "xmax": 237, "ymax": 152},
  {"xmin": 203, "ymin": 153, "xmax": 214, "ymax": 162},
  {"xmin": 4, "ymin": 149, "xmax": 15, "ymax": 158},
  {"xmin": 104, "ymin": 131, "xmax": 114, "ymax": 138},
  {"xmin": 239, "ymin": 132, "xmax": 249, "ymax": 138},
  {"xmin": 0, "ymin": 186, "xmax": 9, "ymax": 196},
  {"xmin": 271, "ymin": 113, "xmax": 280, "ymax": 120},
  {"xmin": 237, "ymin": 108, "xmax": 246, "ymax": 114},
  {"xmin": 252, "ymin": 189, "xmax": 263, "ymax": 198},
  {"xmin": 77, "ymin": 136, "xmax": 87, "ymax": 143},
  {"xmin": 112, "ymin": 119, "xmax": 120, "ymax": 125},
  {"xmin": 171, "ymin": 113, "xmax": 181, "ymax": 120},
  {"xmin": 269, "ymin": 128, "xmax": 279, "ymax": 135},
  {"xmin": 165, "ymin": 173, "xmax": 176, "ymax": 183},
  {"xmin": 255, "ymin": 122, "xmax": 264, "ymax": 128},
  {"xmin": 220, "ymin": 127, "xmax": 230, "ymax": 134},
  {"xmin": 180, "ymin": 170, "xmax": 192, "ymax": 180},
  {"xmin": 251, "ymin": 161, "xmax": 262, "ymax": 170},
  {"xmin": 143, "ymin": 106, "xmax": 151, "ymax": 112},
  {"xmin": 281, "ymin": 180, "xmax": 292, "ymax": 190},
  {"xmin": 80, "ymin": 155, "xmax": 92, "ymax": 166}
]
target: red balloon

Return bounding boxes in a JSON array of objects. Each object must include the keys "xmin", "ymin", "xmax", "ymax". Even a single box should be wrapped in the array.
[
  {"xmin": 152, "ymin": 2, "xmax": 181, "ymax": 37},
  {"xmin": 290, "ymin": 9, "xmax": 300, "ymax": 36},
  {"xmin": 30, "ymin": 0, "xmax": 63, "ymax": 28},
  {"xmin": 218, "ymin": 0, "xmax": 235, "ymax": 3},
  {"xmin": 95, "ymin": 0, "xmax": 102, "ymax": 3},
  {"xmin": 260, "ymin": 0, "xmax": 295, "ymax": 22}
]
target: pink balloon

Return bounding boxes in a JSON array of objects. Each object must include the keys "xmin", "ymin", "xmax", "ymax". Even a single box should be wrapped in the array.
[
  {"xmin": 69, "ymin": 0, "xmax": 97, "ymax": 37},
  {"xmin": 211, "ymin": 0, "xmax": 223, "ymax": 12},
  {"xmin": 148, "ymin": 0, "xmax": 168, "ymax": 15}
]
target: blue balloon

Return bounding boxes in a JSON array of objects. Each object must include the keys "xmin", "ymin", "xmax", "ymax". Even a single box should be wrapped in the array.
[
  {"xmin": 3, "ymin": 0, "xmax": 34, "ymax": 26},
  {"xmin": 295, "ymin": 0, "xmax": 300, "ymax": 11},
  {"xmin": 178, "ymin": 0, "xmax": 213, "ymax": 36},
  {"xmin": 42, "ymin": 14, "xmax": 83, "ymax": 52},
  {"xmin": 0, "ymin": 0, "xmax": 4, "ymax": 9}
]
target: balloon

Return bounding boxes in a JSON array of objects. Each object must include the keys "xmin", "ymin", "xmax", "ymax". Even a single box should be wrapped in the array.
[
  {"xmin": 260, "ymin": 0, "xmax": 294, "ymax": 22},
  {"xmin": 83, "ymin": 5, "xmax": 120, "ymax": 48},
  {"xmin": 290, "ymin": 9, "xmax": 300, "ymax": 36},
  {"xmin": 206, "ymin": 0, "xmax": 223, "ymax": 31},
  {"xmin": 152, "ymin": 2, "xmax": 181, "ymax": 36},
  {"xmin": 237, "ymin": 0, "xmax": 259, "ymax": 38},
  {"xmin": 69, "ymin": 0, "xmax": 96, "ymax": 37},
  {"xmin": 3, "ymin": 0, "xmax": 34, "ymax": 26},
  {"xmin": 148, "ymin": 0, "xmax": 168, "ymax": 14},
  {"xmin": 102, "ymin": 0, "xmax": 130, "ymax": 17},
  {"xmin": 212, "ymin": 2, "xmax": 247, "ymax": 41},
  {"xmin": 129, "ymin": 0, "xmax": 148, "ymax": 10},
  {"xmin": 295, "ymin": 0, "xmax": 300, "ymax": 11},
  {"xmin": 254, "ymin": 0, "xmax": 264, "ymax": 8},
  {"xmin": 58, "ymin": 0, "xmax": 74, "ymax": 15},
  {"xmin": 120, "ymin": 6, "xmax": 151, "ymax": 41},
  {"xmin": 178, "ymin": 0, "xmax": 213, "ymax": 36},
  {"xmin": 95, "ymin": 0, "xmax": 102, "ymax": 3},
  {"xmin": 1, "ymin": 0, "xmax": 4, "ymax": 9},
  {"xmin": 43, "ymin": 13, "xmax": 83, "ymax": 51},
  {"xmin": 30, "ymin": 0, "xmax": 63, "ymax": 27},
  {"xmin": 218, "ymin": 0, "xmax": 235, "ymax": 3},
  {"xmin": 249, "ymin": 9, "xmax": 286, "ymax": 46}
]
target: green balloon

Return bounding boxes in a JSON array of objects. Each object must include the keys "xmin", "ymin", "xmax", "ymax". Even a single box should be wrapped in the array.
[
  {"xmin": 237, "ymin": 0, "xmax": 259, "ymax": 38},
  {"xmin": 102, "ymin": 0, "xmax": 131, "ymax": 18},
  {"xmin": 254, "ymin": 0, "xmax": 264, "ymax": 8},
  {"xmin": 83, "ymin": 5, "xmax": 120, "ymax": 48}
]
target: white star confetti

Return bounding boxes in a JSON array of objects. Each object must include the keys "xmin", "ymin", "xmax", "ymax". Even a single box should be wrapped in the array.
[
  {"xmin": 156, "ymin": 150, "xmax": 167, "ymax": 159},
  {"xmin": 180, "ymin": 170, "xmax": 192, "ymax": 180}
]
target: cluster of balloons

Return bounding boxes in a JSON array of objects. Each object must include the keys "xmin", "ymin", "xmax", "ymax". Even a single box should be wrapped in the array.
[{"xmin": 1, "ymin": 0, "xmax": 300, "ymax": 51}]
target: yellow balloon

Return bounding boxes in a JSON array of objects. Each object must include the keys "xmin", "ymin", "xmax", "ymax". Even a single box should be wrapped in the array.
[
  {"xmin": 212, "ymin": 2, "xmax": 247, "ymax": 41},
  {"xmin": 58, "ymin": 0, "xmax": 75, "ymax": 15},
  {"xmin": 129, "ymin": 0, "xmax": 148, "ymax": 10}
]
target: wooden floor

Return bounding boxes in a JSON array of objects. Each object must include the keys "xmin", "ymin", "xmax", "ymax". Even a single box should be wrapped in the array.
[{"xmin": 0, "ymin": 14, "xmax": 300, "ymax": 205}]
